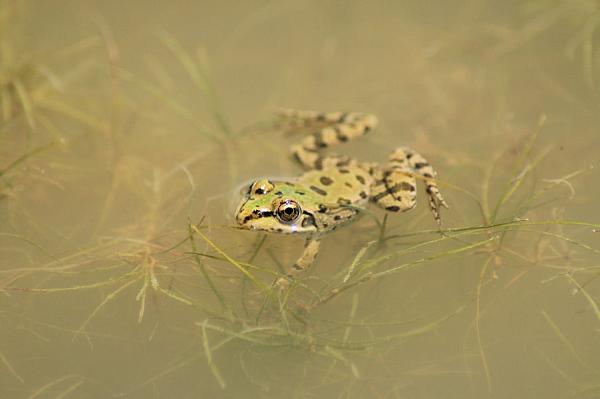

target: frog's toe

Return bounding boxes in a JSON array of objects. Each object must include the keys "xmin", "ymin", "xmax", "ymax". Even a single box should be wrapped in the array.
[{"xmin": 275, "ymin": 276, "xmax": 291, "ymax": 290}]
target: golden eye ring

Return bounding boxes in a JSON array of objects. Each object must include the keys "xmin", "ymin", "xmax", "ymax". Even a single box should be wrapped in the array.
[{"xmin": 276, "ymin": 200, "xmax": 301, "ymax": 223}]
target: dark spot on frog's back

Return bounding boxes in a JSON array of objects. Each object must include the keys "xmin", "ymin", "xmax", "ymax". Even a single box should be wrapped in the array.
[
  {"xmin": 275, "ymin": 191, "xmax": 282, "ymax": 196},
  {"xmin": 309, "ymin": 185, "xmax": 327, "ymax": 196},
  {"xmin": 355, "ymin": 175, "xmax": 366, "ymax": 184},
  {"xmin": 319, "ymin": 176, "xmax": 333, "ymax": 186},
  {"xmin": 295, "ymin": 191, "xmax": 305, "ymax": 195},
  {"xmin": 337, "ymin": 198, "xmax": 351, "ymax": 205},
  {"xmin": 359, "ymin": 191, "xmax": 368, "ymax": 199}
]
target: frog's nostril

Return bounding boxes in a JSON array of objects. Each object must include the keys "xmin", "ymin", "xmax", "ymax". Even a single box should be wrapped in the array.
[{"xmin": 235, "ymin": 209, "xmax": 252, "ymax": 224}]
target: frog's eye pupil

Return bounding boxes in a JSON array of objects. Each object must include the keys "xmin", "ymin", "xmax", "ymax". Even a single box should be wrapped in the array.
[
  {"xmin": 255, "ymin": 188, "xmax": 265, "ymax": 195},
  {"xmin": 277, "ymin": 200, "xmax": 301, "ymax": 223}
]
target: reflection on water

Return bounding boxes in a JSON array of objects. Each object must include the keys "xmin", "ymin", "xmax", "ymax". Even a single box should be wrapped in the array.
[{"xmin": 1, "ymin": 0, "xmax": 599, "ymax": 397}]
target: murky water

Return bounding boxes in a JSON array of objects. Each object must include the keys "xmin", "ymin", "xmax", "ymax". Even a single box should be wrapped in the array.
[{"xmin": 1, "ymin": 0, "xmax": 599, "ymax": 398}]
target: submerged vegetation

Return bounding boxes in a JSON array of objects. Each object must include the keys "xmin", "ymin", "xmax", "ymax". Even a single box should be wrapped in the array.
[{"xmin": 1, "ymin": 0, "xmax": 599, "ymax": 397}]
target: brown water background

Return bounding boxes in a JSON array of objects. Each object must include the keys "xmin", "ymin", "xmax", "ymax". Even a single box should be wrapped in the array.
[{"xmin": 1, "ymin": 1, "xmax": 599, "ymax": 398}]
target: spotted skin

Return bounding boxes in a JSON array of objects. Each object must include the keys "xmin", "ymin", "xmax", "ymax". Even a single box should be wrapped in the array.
[
  {"xmin": 277, "ymin": 108, "xmax": 379, "ymax": 171},
  {"xmin": 384, "ymin": 147, "xmax": 448, "ymax": 223},
  {"xmin": 235, "ymin": 109, "xmax": 448, "ymax": 286}
]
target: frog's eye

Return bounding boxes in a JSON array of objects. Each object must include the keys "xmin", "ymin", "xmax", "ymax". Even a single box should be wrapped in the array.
[
  {"xmin": 250, "ymin": 179, "xmax": 274, "ymax": 196},
  {"xmin": 276, "ymin": 200, "xmax": 302, "ymax": 223}
]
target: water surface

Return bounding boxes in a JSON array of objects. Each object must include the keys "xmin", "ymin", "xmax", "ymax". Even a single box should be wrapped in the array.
[{"xmin": 1, "ymin": 1, "xmax": 599, "ymax": 398}]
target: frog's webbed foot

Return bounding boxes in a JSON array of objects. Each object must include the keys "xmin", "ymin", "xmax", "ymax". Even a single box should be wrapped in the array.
[
  {"xmin": 275, "ymin": 237, "xmax": 321, "ymax": 289},
  {"xmin": 372, "ymin": 147, "xmax": 448, "ymax": 226},
  {"xmin": 275, "ymin": 108, "xmax": 378, "ymax": 170}
]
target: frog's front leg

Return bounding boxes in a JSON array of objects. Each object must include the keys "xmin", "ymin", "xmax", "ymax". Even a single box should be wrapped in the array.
[{"xmin": 276, "ymin": 236, "xmax": 321, "ymax": 288}]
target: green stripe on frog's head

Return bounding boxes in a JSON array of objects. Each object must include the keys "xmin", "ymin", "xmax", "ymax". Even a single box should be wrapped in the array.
[{"xmin": 235, "ymin": 179, "xmax": 320, "ymax": 234}]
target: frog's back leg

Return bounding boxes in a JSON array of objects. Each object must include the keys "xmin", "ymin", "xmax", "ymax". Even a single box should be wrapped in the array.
[
  {"xmin": 370, "ymin": 169, "xmax": 418, "ymax": 214},
  {"xmin": 371, "ymin": 147, "xmax": 448, "ymax": 225},
  {"xmin": 276, "ymin": 108, "xmax": 378, "ymax": 170}
]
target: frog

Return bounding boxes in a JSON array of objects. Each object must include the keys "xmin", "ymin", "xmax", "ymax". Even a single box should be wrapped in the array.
[{"xmin": 234, "ymin": 108, "xmax": 448, "ymax": 286}]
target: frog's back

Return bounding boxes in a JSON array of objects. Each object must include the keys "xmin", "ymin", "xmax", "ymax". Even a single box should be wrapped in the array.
[{"xmin": 298, "ymin": 166, "xmax": 373, "ymax": 208}]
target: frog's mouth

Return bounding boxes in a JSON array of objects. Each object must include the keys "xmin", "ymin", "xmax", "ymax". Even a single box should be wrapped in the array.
[
  {"xmin": 236, "ymin": 208, "xmax": 273, "ymax": 226},
  {"xmin": 235, "ymin": 205, "xmax": 317, "ymax": 235}
]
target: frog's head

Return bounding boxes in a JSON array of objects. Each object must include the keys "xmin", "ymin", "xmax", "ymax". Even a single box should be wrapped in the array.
[{"xmin": 234, "ymin": 178, "xmax": 319, "ymax": 234}]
